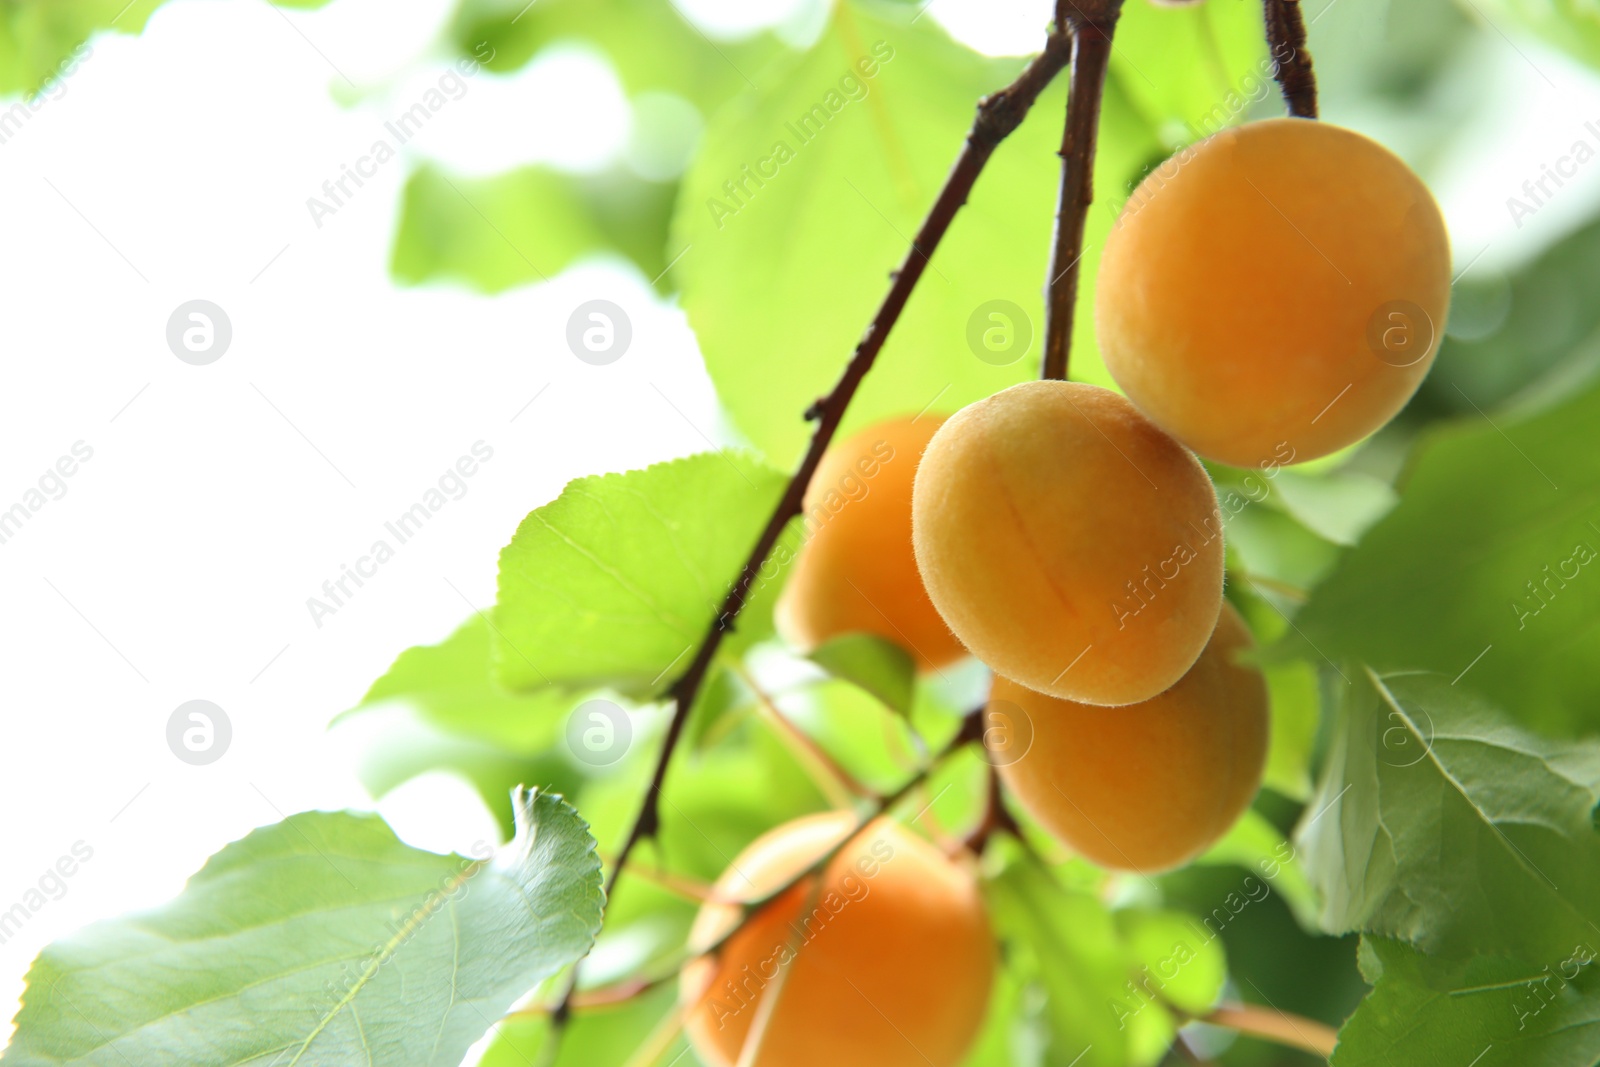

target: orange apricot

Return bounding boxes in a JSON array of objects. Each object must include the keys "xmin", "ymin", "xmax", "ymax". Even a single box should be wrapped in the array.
[
  {"xmin": 680, "ymin": 812, "xmax": 994, "ymax": 1067},
  {"xmin": 777, "ymin": 416, "xmax": 966, "ymax": 670},
  {"xmin": 911, "ymin": 380, "xmax": 1224, "ymax": 707},
  {"xmin": 1096, "ymin": 117, "xmax": 1451, "ymax": 467},
  {"xmin": 990, "ymin": 602, "xmax": 1269, "ymax": 873}
]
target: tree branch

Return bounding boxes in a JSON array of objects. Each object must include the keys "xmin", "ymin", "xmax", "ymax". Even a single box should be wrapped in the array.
[
  {"xmin": 546, "ymin": 36, "xmax": 1074, "ymax": 1033},
  {"xmin": 1264, "ymin": 0, "xmax": 1318, "ymax": 118},
  {"xmin": 1042, "ymin": 0, "xmax": 1125, "ymax": 381}
]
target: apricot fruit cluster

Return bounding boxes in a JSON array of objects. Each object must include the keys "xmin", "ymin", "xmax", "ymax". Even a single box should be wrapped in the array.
[{"xmin": 680, "ymin": 812, "xmax": 994, "ymax": 1067}]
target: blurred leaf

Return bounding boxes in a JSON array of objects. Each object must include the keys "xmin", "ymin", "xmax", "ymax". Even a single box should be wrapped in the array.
[
  {"xmin": 3, "ymin": 792, "xmax": 602, "ymax": 1067},
  {"xmin": 1295, "ymin": 381, "xmax": 1600, "ymax": 734},
  {"xmin": 987, "ymin": 857, "xmax": 1222, "ymax": 1067},
  {"xmin": 1266, "ymin": 470, "xmax": 1399, "ymax": 548},
  {"xmin": 1458, "ymin": 0, "xmax": 1600, "ymax": 74},
  {"xmin": 674, "ymin": 1, "xmax": 1171, "ymax": 464},
  {"xmin": 346, "ymin": 616, "xmax": 577, "ymax": 749},
  {"xmin": 1195, "ymin": 809, "xmax": 1319, "ymax": 930},
  {"xmin": 1262, "ymin": 656, "xmax": 1320, "ymax": 800},
  {"xmin": 493, "ymin": 452, "xmax": 792, "ymax": 694},
  {"xmin": 391, "ymin": 164, "xmax": 675, "ymax": 292},
  {"xmin": 806, "ymin": 631, "xmax": 916, "ymax": 718},
  {"xmin": 1110, "ymin": 0, "xmax": 1269, "ymax": 143},
  {"xmin": 1333, "ymin": 937, "xmax": 1600, "ymax": 1067},
  {"xmin": 1298, "ymin": 671, "xmax": 1600, "ymax": 961},
  {"xmin": 476, "ymin": 985, "xmax": 686, "ymax": 1067},
  {"xmin": 447, "ymin": 0, "xmax": 787, "ymax": 111},
  {"xmin": 0, "ymin": 0, "xmax": 330, "ymax": 98},
  {"xmin": 1429, "ymin": 215, "xmax": 1600, "ymax": 414}
]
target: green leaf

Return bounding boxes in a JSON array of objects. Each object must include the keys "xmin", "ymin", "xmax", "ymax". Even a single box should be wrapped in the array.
[
  {"xmin": 348, "ymin": 616, "xmax": 578, "ymax": 751},
  {"xmin": 1295, "ymin": 382, "xmax": 1600, "ymax": 734},
  {"xmin": 1110, "ymin": 0, "xmax": 1270, "ymax": 144},
  {"xmin": 1298, "ymin": 670, "xmax": 1600, "ymax": 961},
  {"xmin": 1456, "ymin": 0, "xmax": 1600, "ymax": 74},
  {"xmin": 0, "ymin": 0, "xmax": 331, "ymax": 97},
  {"xmin": 1333, "ymin": 937, "xmax": 1600, "ymax": 1067},
  {"xmin": 3, "ymin": 790, "xmax": 604, "ymax": 1067},
  {"xmin": 446, "ymin": 0, "xmax": 787, "ymax": 111},
  {"xmin": 1195, "ymin": 809, "xmax": 1320, "ymax": 930},
  {"xmin": 391, "ymin": 165, "xmax": 676, "ymax": 293},
  {"xmin": 806, "ymin": 632, "xmax": 916, "ymax": 717},
  {"xmin": 675, "ymin": 2, "xmax": 1160, "ymax": 465},
  {"xmin": 987, "ymin": 857, "xmax": 1225, "ymax": 1067},
  {"xmin": 493, "ymin": 452, "xmax": 793, "ymax": 694}
]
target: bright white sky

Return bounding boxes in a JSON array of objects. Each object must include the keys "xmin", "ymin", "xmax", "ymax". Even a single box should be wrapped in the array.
[{"xmin": 1, "ymin": 0, "xmax": 1598, "ymax": 1048}]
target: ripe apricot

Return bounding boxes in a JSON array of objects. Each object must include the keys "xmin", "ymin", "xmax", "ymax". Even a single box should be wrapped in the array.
[
  {"xmin": 680, "ymin": 812, "xmax": 994, "ymax": 1067},
  {"xmin": 911, "ymin": 380, "xmax": 1224, "ymax": 707},
  {"xmin": 991, "ymin": 602, "xmax": 1269, "ymax": 873},
  {"xmin": 1096, "ymin": 117, "xmax": 1451, "ymax": 468},
  {"xmin": 777, "ymin": 416, "xmax": 965, "ymax": 671}
]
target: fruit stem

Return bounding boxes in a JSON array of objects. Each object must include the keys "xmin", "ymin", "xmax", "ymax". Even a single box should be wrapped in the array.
[
  {"xmin": 1042, "ymin": 0, "xmax": 1124, "ymax": 382},
  {"xmin": 1204, "ymin": 1002, "xmax": 1338, "ymax": 1058},
  {"xmin": 1264, "ymin": 0, "xmax": 1319, "ymax": 118}
]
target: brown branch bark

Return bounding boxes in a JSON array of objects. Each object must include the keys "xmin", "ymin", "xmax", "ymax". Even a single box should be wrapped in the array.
[
  {"xmin": 545, "ymin": 37, "xmax": 1074, "ymax": 1034},
  {"xmin": 1042, "ymin": 0, "xmax": 1125, "ymax": 381},
  {"xmin": 1264, "ymin": 0, "xmax": 1319, "ymax": 118}
]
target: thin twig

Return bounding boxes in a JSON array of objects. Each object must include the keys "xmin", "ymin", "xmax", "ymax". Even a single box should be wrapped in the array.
[
  {"xmin": 734, "ymin": 664, "xmax": 876, "ymax": 806},
  {"xmin": 545, "ymin": 38, "xmax": 1074, "ymax": 1035},
  {"xmin": 960, "ymin": 762, "xmax": 1023, "ymax": 855},
  {"xmin": 1204, "ymin": 1002, "xmax": 1338, "ymax": 1058},
  {"xmin": 1264, "ymin": 0, "xmax": 1318, "ymax": 118},
  {"xmin": 1042, "ymin": 0, "xmax": 1125, "ymax": 381}
]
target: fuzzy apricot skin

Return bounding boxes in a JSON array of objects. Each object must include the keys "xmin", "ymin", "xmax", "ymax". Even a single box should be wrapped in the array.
[
  {"xmin": 776, "ymin": 416, "xmax": 966, "ymax": 671},
  {"xmin": 679, "ymin": 812, "xmax": 994, "ymax": 1067},
  {"xmin": 1096, "ymin": 118, "xmax": 1452, "ymax": 467},
  {"xmin": 911, "ymin": 380, "xmax": 1224, "ymax": 707},
  {"xmin": 990, "ymin": 602, "xmax": 1269, "ymax": 873}
]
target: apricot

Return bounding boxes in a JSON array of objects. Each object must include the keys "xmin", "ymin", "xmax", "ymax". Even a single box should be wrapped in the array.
[
  {"xmin": 1096, "ymin": 117, "xmax": 1451, "ymax": 467},
  {"xmin": 991, "ymin": 602, "xmax": 1269, "ymax": 873},
  {"xmin": 777, "ymin": 416, "xmax": 965, "ymax": 671},
  {"xmin": 680, "ymin": 812, "xmax": 994, "ymax": 1067},
  {"xmin": 911, "ymin": 380, "xmax": 1223, "ymax": 707}
]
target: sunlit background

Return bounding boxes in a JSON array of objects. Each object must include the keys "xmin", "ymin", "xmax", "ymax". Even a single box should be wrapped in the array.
[{"xmin": 3, "ymin": 0, "xmax": 1600, "ymax": 1049}]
